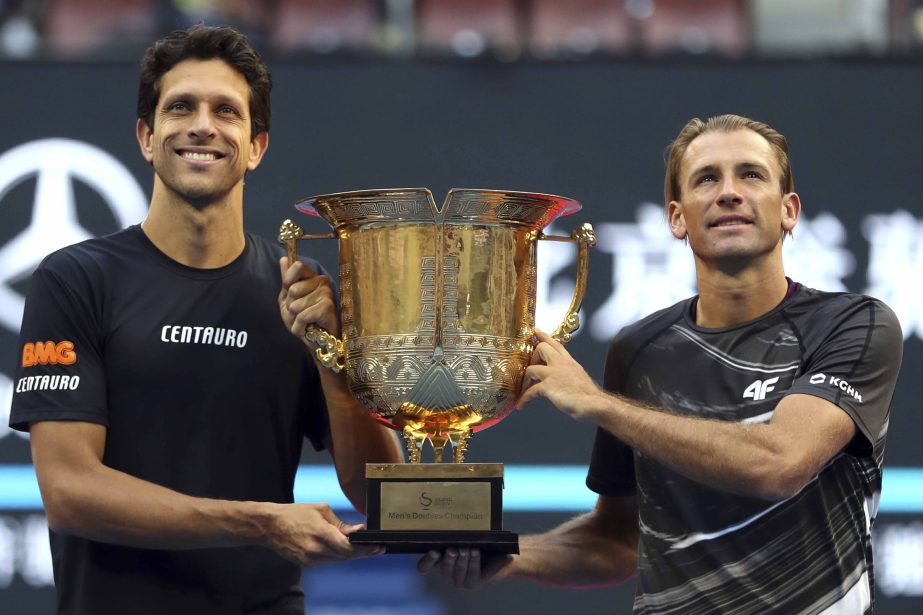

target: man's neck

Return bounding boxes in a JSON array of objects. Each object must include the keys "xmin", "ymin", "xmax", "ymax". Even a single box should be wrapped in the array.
[
  {"xmin": 141, "ymin": 184, "xmax": 246, "ymax": 269},
  {"xmin": 693, "ymin": 258, "xmax": 790, "ymax": 329}
]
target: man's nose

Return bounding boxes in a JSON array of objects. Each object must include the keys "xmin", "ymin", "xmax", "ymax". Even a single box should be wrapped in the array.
[
  {"xmin": 717, "ymin": 177, "xmax": 743, "ymax": 206},
  {"xmin": 188, "ymin": 106, "xmax": 216, "ymax": 137}
]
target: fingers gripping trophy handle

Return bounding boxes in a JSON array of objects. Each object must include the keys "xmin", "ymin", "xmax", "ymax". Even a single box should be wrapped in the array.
[
  {"xmin": 538, "ymin": 223, "xmax": 597, "ymax": 344},
  {"xmin": 278, "ymin": 219, "xmax": 345, "ymax": 373}
]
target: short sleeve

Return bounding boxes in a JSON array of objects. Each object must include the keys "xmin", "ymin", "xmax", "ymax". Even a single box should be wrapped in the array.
[
  {"xmin": 786, "ymin": 298, "xmax": 903, "ymax": 459},
  {"xmin": 9, "ymin": 255, "xmax": 109, "ymax": 431}
]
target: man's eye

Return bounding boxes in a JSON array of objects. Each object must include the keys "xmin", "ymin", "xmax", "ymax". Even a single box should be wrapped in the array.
[
  {"xmin": 167, "ymin": 102, "xmax": 188, "ymax": 111},
  {"xmin": 218, "ymin": 106, "xmax": 237, "ymax": 115},
  {"xmin": 696, "ymin": 175, "xmax": 716, "ymax": 184},
  {"xmin": 743, "ymin": 171, "xmax": 762, "ymax": 179}
]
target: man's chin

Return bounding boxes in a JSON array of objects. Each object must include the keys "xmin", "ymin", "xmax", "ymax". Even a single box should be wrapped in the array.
[
  {"xmin": 705, "ymin": 245, "xmax": 776, "ymax": 272},
  {"xmin": 175, "ymin": 185, "xmax": 233, "ymax": 210}
]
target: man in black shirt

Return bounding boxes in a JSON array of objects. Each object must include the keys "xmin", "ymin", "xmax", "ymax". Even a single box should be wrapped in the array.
[
  {"xmin": 421, "ymin": 114, "xmax": 903, "ymax": 614},
  {"xmin": 10, "ymin": 25, "xmax": 402, "ymax": 614}
]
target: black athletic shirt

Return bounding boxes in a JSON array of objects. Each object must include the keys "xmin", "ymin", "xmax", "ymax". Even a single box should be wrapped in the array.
[
  {"xmin": 10, "ymin": 225, "xmax": 331, "ymax": 614},
  {"xmin": 587, "ymin": 282, "xmax": 903, "ymax": 615}
]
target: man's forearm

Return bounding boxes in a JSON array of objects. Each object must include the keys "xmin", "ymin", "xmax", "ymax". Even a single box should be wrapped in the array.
[
  {"xmin": 586, "ymin": 392, "xmax": 829, "ymax": 500},
  {"xmin": 511, "ymin": 510, "xmax": 638, "ymax": 587},
  {"xmin": 41, "ymin": 459, "xmax": 274, "ymax": 549}
]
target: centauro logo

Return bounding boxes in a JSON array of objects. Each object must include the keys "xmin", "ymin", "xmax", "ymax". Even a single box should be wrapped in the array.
[
  {"xmin": 22, "ymin": 341, "xmax": 76, "ymax": 367},
  {"xmin": 160, "ymin": 325, "xmax": 248, "ymax": 348},
  {"xmin": 809, "ymin": 373, "xmax": 863, "ymax": 402},
  {"xmin": 17, "ymin": 375, "xmax": 80, "ymax": 393}
]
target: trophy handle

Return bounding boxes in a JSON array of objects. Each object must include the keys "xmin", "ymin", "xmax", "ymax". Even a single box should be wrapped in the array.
[
  {"xmin": 278, "ymin": 219, "xmax": 345, "ymax": 372},
  {"xmin": 537, "ymin": 223, "xmax": 597, "ymax": 344}
]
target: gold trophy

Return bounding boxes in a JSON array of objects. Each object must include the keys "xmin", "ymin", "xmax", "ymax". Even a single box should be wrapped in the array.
[{"xmin": 280, "ymin": 188, "xmax": 595, "ymax": 553}]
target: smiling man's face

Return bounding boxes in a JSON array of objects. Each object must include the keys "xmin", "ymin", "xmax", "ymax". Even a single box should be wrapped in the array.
[
  {"xmin": 137, "ymin": 58, "xmax": 266, "ymax": 209},
  {"xmin": 668, "ymin": 128, "xmax": 799, "ymax": 269}
]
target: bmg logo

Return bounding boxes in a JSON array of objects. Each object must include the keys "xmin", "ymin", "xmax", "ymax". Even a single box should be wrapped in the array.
[{"xmin": 21, "ymin": 341, "xmax": 76, "ymax": 367}]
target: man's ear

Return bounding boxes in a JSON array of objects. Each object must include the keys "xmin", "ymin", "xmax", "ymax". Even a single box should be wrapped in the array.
[
  {"xmin": 781, "ymin": 192, "xmax": 801, "ymax": 233},
  {"xmin": 668, "ymin": 200, "xmax": 687, "ymax": 240},
  {"xmin": 247, "ymin": 131, "xmax": 269, "ymax": 171},
  {"xmin": 136, "ymin": 118, "xmax": 154, "ymax": 164}
]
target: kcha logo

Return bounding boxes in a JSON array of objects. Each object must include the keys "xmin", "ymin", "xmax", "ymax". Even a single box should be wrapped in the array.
[{"xmin": 808, "ymin": 373, "xmax": 863, "ymax": 402}]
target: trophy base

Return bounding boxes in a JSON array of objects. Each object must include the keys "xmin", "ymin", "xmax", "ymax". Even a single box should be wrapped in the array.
[
  {"xmin": 349, "ymin": 529, "xmax": 519, "ymax": 554},
  {"xmin": 358, "ymin": 462, "xmax": 518, "ymax": 555}
]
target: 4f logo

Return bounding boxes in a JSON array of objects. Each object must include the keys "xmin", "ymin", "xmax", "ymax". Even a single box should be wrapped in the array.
[{"xmin": 743, "ymin": 377, "xmax": 779, "ymax": 401}]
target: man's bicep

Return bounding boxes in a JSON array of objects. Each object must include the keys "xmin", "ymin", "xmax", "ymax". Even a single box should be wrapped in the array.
[
  {"xmin": 595, "ymin": 494, "xmax": 640, "ymax": 545},
  {"xmin": 770, "ymin": 394, "xmax": 857, "ymax": 470},
  {"xmin": 30, "ymin": 420, "xmax": 107, "ymax": 484}
]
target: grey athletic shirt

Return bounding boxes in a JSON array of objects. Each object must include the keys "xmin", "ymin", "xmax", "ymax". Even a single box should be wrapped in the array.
[{"xmin": 588, "ymin": 282, "xmax": 903, "ymax": 615}]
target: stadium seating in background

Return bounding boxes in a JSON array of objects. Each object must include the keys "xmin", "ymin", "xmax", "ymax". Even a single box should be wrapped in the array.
[
  {"xmin": 44, "ymin": 0, "xmax": 156, "ymax": 56},
  {"xmin": 638, "ymin": 0, "xmax": 750, "ymax": 56},
  {"xmin": 527, "ymin": 0, "xmax": 634, "ymax": 57},
  {"xmin": 14, "ymin": 0, "xmax": 914, "ymax": 61},
  {"xmin": 416, "ymin": 0, "xmax": 523, "ymax": 60},
  {"xmin": 890, "ymin": 0, "xmax": 923, "ymax": 50},
  {"xmin": 752, "ymin": 0, "xmax": 889, "ymax": 55},
  {"xmin": 269, "ymin": 0, "xmax": 379, "ymax": 56}
]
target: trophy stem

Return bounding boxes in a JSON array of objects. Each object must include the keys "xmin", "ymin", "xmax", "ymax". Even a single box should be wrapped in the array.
[
  {"xmin": 402, "ymin": 428, "xmax": 426, "ymax": 463},
  {"xmin": 449, "ymin": 430, "xmax": 471, "ymax": 463},
  {"xmin": 430, "ymin": 434, "xmax": 449, "ymax": 463}
]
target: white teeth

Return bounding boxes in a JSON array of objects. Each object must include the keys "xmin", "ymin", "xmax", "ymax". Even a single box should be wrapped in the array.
[{"xmin": 182, "ymin": 152, "xmax": 217, "ymax": 161}]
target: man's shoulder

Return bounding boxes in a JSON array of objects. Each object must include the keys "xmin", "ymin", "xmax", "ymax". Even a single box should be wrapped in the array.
[
  {"xmin": 245, "ymin": 230, "xmax": 332, "ymax": 277},
  {"xmin": 618, "ymin": 299, "xmax": 690, "ymax": 340},
  {"xmin": 787, "ymin": 284, "xmax": 899, "ymax": 327},
  {"xmin": 783, "ymin": 284, "xmax": 903, "ymax": 355},
  {"xmin": 37, "ymin": 226, "xmax": 140, "ymax": 275},
  {"xmin": 245, "ymin": 230, "xmax": 282, "ymax": 252},
  {"xmin": 245, "ymin": 230, "xmax": 309, "ymax": 264},
  {"xmin": 601, "ymin": 299, "xmax": 689, "ymax": 389},
  {"xmin": 608, "ymin": 298, "xmax": 690, "ymax": 356}
]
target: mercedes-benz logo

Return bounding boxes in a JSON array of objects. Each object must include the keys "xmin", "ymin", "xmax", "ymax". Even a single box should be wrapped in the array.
[{"xmin": 0, "ymin": 138, "xmax": 148, "ymax": 334}]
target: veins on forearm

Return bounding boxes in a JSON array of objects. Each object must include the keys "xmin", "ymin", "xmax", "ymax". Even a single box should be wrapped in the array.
[{"xmin": 596, "ymin": 394, "xmax": 784, "ymax": 498}]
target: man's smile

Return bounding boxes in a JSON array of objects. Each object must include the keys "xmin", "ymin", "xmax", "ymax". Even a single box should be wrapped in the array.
[
  {"xmin": 709, "ymin": 215, "xmax": 752, "ymax": 228},
  {"xmin": 176, "ymin": 147, "xmax": 226, "ymax": 163}
]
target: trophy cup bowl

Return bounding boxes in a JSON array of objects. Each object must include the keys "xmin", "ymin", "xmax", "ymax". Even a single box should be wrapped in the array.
[{"xmin": 279, "ymin": 188, "xmax": 595, "ymax": 553}]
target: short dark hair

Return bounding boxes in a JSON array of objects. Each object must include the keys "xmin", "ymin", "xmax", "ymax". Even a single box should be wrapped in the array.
[{"xmin": 137, "ymin": 24, "xmax": 272, "ymax": 137}]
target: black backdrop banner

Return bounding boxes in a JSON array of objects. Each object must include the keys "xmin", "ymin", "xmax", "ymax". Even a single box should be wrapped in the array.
[{"xmin": 1, "ymin": 59, "xmax": 921, "ymax": 613}]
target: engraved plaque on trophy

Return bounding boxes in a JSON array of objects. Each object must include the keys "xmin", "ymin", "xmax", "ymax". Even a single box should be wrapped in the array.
[{"xmin": 279, "ymin": 188, "xmax": 595, "ymax": 554}]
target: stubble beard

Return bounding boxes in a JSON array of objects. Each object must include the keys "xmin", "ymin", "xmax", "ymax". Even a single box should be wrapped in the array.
[{"xmin": 157, "ymin": 163, "xmax": 241, "ymax": 212}]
